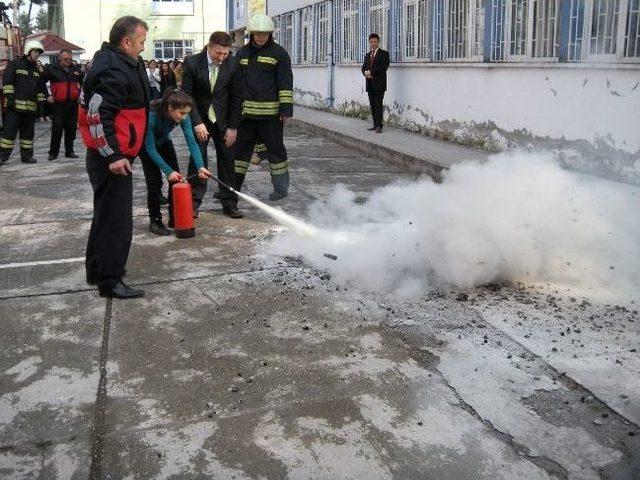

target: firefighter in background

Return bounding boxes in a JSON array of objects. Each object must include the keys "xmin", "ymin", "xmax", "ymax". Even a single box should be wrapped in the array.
[
  {"xmin": 43, "ymin": 48, "xmax": 84, "ymax": 161},
  {"xmin": 0, "ymin": 40, "xmax": 49, "ymax": 165},
  {"xmin": 234, "ymin": 13, "xmax": 293, "ymax": 201}
]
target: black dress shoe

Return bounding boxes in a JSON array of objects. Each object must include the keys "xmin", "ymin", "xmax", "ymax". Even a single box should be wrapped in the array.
[
  {"xmin": 65, "ymin": 153, "xmax": 79, "ymax": 159},
  {"xmin": 21, "ymin": 158, "xmax": 37, "ymax": 164},
  {"xmin": 99, "ymin": 281, "xmax": 145, "ymax": 299},
  {"xmin": 376, "ymin": 127, "xmax": 383, "ymax": 133},
  {"xmin": 223, "ymin": 206, "xmax": 244, "ymax": 219},
  {"xmin": 149, "ymin": 219, "xmax": 171, "ymax": 236},
  {"xmin": 367, "ymin": 126, "xmax": 377, "ymax": 131},
  {"xmin": 48, "ymin": 154, "xmax": 57, "ymax": 161}
]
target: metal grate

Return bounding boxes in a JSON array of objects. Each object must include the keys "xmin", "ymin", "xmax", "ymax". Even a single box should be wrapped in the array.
[
  {"xmin": 625, "ymin": 0, "xmax": 640, "ymax": 57},
  {"xmin": 341, "ymin": 0, "xmax": 360, "ymax": 61},
  {"xmin": 405, "ymin": 1, "xmax": 417, "ymax": 58},
  {"xmin": 510, "ymin": 0, "xmax": 528, "ymax": 56},
  {"xmin": 474, "ymin": 0, "xmax": 486, "ymax": 56},
  {"xmin": 315, "ymin": 2, "xmax": 330, "ymax": 63},
  {"xmin": 447, "ymin": 0, "xmax": 470, "ymax": 59},
  {"xmin": 417, "ymin": 0, "xmax": 430, "ymax": 58},
  {"xmin": 489, "ymin": 0, "xmax": 507, "ymax": 60},
  {"xmin": 369, "ymin": 0, "xmax": 390, "ymax": 50},
  {"xmin": 590, "ymin": 0, "xmax": 620, "ymax": 55},
  {"xmin": 532, "ymin": 0, "xmax": 559, "ymax": 58}
]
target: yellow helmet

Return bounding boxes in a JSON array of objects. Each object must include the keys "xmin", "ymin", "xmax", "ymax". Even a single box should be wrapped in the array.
[
  {"xmin": 247, "ymin": 13, "xmax": 274, "ymax": 34},
  {"xmin": 24, "ymin": 40, "xmax": 45, "ymax": 55}
]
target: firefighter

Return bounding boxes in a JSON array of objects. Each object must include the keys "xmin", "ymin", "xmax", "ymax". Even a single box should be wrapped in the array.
[
  {"xmin": 43, "ymin": 48, "xmax": 84, "ymax": 161},
  {"xmin": 234, "ymin": 13, "xmax": 293, "ymax": 201},
  {"xmin": 0, "ymin": 40, "xmax": 49, "ymax": 165}
]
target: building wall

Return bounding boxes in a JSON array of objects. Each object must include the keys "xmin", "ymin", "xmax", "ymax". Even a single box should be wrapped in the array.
[
  {"xmin": 255, "ymin": 0, "xmax": 640, "ymax": 184},
  {"xmin": 63, "ymin": 0, "xmax": 226, "ymax": 61}
]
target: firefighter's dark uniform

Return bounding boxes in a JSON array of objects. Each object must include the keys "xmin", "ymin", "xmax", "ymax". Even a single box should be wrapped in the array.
[
  {"xmin": 44, "ymin": 60, "xmax": 84, "ymax": 158},
  {"xmin": 0, "ymin": 56, "xmax": 47, "ymax": 163},
  {"xmin": 234, "ymin": 37, "xmax": 293, "ymax": 198},
  {"xmin": 79, "ymin": 42, "xmax": 149, "ymax": 290}
]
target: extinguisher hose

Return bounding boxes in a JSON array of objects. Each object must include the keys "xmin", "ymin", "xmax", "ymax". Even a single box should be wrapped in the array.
[{"xmin": 182, "ymin": 173, "xmax": 239, "ymax": 194}]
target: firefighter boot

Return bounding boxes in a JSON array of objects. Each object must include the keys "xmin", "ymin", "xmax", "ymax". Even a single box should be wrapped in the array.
[{"xmin": 269, "ymin": 170, "xmax": 289, "ymax": 201}]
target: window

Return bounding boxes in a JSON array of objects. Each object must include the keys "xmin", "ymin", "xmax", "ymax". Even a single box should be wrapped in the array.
[
  {"xmin": 315, "ymin": 2, "xmax": 330, "ymax": 63},
  {"xmin": 403, "ymin": 0, "xmax": 429, "ymax": 60},
  {"xmin": 298, "ymin": 7, "xmax": 314, "ymax": 63},
  {"xmin": 627, "ymin": 0, "xmax": 640, "ymax": 57},
  {"xmin": 590, "ymin": 0, "xmax": 620, "ymax": 56},
  {"xmin": 566, "ymin": 1, "xmax": 639, "ymax": 61},
  {"xmin": 281, "ymin": 13, "xmax": 294, "ymax": 55},
  {"xmin": 151, "ymin": 0, "xmax": 194, "ymax": 15},
  {"xmin": 342, "ymin": 0, "xmax": 360, "ymax": 62},
  {"xmin": 433, "ymin": 0, "xmax": 485, "ymax": 60},
  {"xmin": 488, "ymin": 0, "xmax": 559, "ymax": 61},
  {"xmin": 369, "ymin": 0, "xmax": 390, "ymax": 50},
  {"xmin": 153, "ymin": 40, "xmax": 193, "ymax": 61}
]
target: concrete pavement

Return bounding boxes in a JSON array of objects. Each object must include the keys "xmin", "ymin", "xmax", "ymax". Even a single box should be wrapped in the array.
[{"xmin": 0, "ymin": 121, "xmax": 638, "ymax": 479}]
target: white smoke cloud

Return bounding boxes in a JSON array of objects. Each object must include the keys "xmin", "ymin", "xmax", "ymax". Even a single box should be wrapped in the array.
[{"xmin": 270, "ymin": 152, "xmax": 640, "ymax": 300}]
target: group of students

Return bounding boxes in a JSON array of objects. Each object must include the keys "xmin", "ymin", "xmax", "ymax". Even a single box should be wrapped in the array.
[
  {"xmin": 145, "ymin": 58, "xmax": 184, "ymax": 100},
  {"xmin": 81, "ymin": 13, "xmax": 294, "ymax": 299}
]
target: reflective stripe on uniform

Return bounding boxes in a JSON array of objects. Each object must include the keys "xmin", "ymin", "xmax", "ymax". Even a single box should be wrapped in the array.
[
  {"xmin": 257, "ymin": 56, "xmax": 278, "ymax": 65},
  {"xmin": 37, "ymin": 93, "xmax": 46, "ymax": 101},
  {"xmin": 254, "ymin": 143, "xmax": 267, "ymax": 153},
  {"xmin": 0, "ymin": 138, "xmax": 15, "ymax": 148},
  {"xmin": 234, "ymin": 160, "xmax": 250, "ymax": 174},
  {"xmin": 239, "ymin": 59, "xmax": 249, "ymax": 65},
  {"xmin": 242, "ymin": 100, "xmax": 280, "ymax": 116},
  {"xmin": 268, "ymin": 161, "xmax": 289, "ymax": 175},
  {"xmin": 20, "ymin": 139, "xmax": 33, "ymax": 149},
  {"xmin": 278, "ymin": 90, "xmax": 293, "ymax": 104},
  {"xmin": 15, "ymin": 69, "xmax": 29, "ymax": 75},
  {"xmin": 2, "ymin": 85, "xmax": 14, "ymax": 93}
]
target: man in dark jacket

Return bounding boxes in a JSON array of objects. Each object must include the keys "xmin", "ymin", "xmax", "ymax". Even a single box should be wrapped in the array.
[
  {"xmin": 234, "ymin": 13, "xmax": 293, "ymax": 201},
  {"xmin": 362, "ymin": 33, "xmax": 390, "ymax": 133},
  {"xmin": 79, "ymin": 16, "xmax": 150, "ymax": 299},
  {"xmin": 0, "ymin": 40, "xmax": 49, "ymax": 165},
  {"xmin": 183, "ymin": 31, "xmax": 243, "ymax": 218},
  {"xmin": 44, "ymin": 48, "xmax": 84, "ymax": 161}
]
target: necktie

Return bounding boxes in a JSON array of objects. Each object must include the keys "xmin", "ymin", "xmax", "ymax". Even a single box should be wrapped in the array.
[{"xmin": 208, "ymin": 64, "xmax": 218, "ymax": 123}]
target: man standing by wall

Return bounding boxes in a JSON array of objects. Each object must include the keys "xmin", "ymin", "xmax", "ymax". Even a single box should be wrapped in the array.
[
  {"xmin": 0, "ymin": 40, "xmax": 49, "ymax": 165},
  {"xmin": 182, "ymin": 31, "xmax": 244, "ymax": 219},
  {"xmin": 79, "ymin": 16, "xmax": 150, "ymax": 299},
  {"xmin": 362, "ymin": 33, "xmax": 389, "ymax": 134},
  {"xmin": 234, "ymin": 13, "xmax": 293, "ymax": 201},
  {"xmin": 44, "ymin": 49, "xmax": 84, "ymax": 161}
]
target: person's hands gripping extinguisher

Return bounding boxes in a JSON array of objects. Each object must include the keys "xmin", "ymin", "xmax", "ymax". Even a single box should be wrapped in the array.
[
  {"xmin": 167, "ymin": 171, "xmax": 184, "ymax": 183},
  {"xmin": 198, "ymin": 167, "xmax": 213, "ymax": 180}
]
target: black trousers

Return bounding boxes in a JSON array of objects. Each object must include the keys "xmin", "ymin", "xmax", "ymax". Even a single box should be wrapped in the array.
[
  {"xmin": 368, "ymin": 90, "xmax": 385, "ymax": 128},
  {"xmin": 188, "ymin": 118, "xmax": 238, "ymax": 209},
  {"xmin": 0, "ymin": 110, "xmax": 36, "ymax": 161},
  {"xmin": 85, "ymin": 148, "xmax": 133, "ymax": 290},
  {"xmin": 49, "ymin": 102, "xmax": 78, "ymax": 156},
  {"xmin": 234, "ymin": 118, "xmax": 288, "ymax": 192},
  {"xmin": 140, "ymin": 141, "xmax": 179, "ymax": 224}
]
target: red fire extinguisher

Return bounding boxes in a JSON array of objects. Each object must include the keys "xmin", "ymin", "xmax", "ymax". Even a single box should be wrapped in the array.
[{"xmin": 172, "ymin": 182, "xmax": 195, "ymax": 238}]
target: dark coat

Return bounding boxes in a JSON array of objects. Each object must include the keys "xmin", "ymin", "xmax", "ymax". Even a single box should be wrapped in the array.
[
  {"xmin": 182, "ymin": 50, "xmax": 243, "ymax": 132},
  {"xmin": 159, "ymin": 70, "xmax": 177, "ymax": 95},
  {"xmin": 361, "ymin": 48, "xmax": 390, "ymax": 92}
]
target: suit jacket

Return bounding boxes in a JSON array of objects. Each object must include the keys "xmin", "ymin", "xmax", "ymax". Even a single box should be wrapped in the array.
[
  {"xmin": 182, "ymin": 50, "xmax": 243, "ymax": 132},
  {"xmin": 361, "ymin": 48, "xmax": 390, "ymax": 92}
]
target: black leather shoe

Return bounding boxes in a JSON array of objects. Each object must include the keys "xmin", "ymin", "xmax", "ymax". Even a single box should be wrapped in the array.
[
  {"xmin": 376, "ymin": 127, "xmax": 383, "ymax": 133},
  {"xmin": 48, "ymin": 154, "xmax": 57, "ymax": 161},
  {"xmin": 99, "ymin": 281, "xmax": 145, "ymax": 299},
  {"xmin": 65, "ymin": 152, "xmax": 79, "ymax": 159},
  {"xmin": 21, "ymin": 158, "xmax": 37, "ymax": 164},
  {"xmin": 223, "ymin": 206, "xmax": 244, "ymax": 219},
  {"xmin": 149, "ymin": 220, "xmax": 171, "ymax": 236},
  {"xmin": 367, "ymin": 126, "xmax": 377, "ymax": 131}
]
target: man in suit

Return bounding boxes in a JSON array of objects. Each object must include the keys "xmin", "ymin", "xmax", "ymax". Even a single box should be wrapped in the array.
[
  {"xmin": 182, "ymin": 31, "xmax": 243, "ymax": 218},
  {"xmin": 361, "ymin": 33, "xmax": 390, "ymax": 134}
]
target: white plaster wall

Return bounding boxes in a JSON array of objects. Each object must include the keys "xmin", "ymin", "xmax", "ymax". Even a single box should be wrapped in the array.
[{"xmin": 294, "ymin": 63, "xmax": 640, "ymax": 154}]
